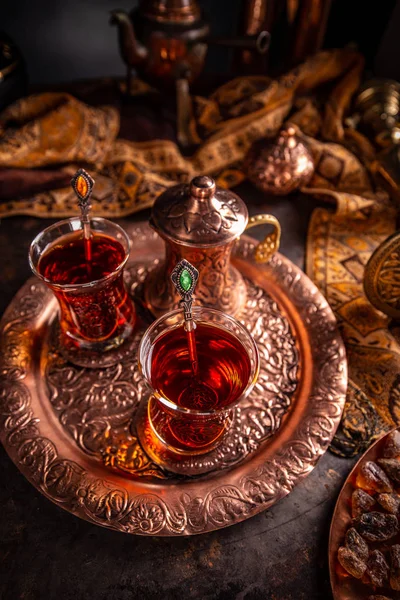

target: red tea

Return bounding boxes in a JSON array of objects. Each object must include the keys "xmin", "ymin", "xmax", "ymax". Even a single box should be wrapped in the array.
[
  {"xmin": 38, "ymin": 231, "xmax": 135, "ymax": 346},
  {"xmin": 149, "ymin": 323, "xmax": 251, "ymax": 450}
]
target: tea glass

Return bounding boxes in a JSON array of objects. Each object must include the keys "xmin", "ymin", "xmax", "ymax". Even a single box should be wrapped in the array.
[
  {"xmin": 137, "ymin": 306, "xmax": 260, "ymax": 474},
  {"xmin": 29, "ymin": 217, "xmax": 135, "ymax": 355}
]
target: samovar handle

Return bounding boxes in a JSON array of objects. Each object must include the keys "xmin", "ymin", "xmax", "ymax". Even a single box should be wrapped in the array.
[{"xmin": 245, "ymin": 214, "xmax": 281, "ymax": 263}]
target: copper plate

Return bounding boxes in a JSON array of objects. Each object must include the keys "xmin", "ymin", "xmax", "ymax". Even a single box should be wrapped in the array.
[
  {"xmin": 329, "ymin": 428, "xmax": 400, "ymax": 600},
  {"xmin": 0, "ymin": 222, "xmax": 347, "ymax": 536}
]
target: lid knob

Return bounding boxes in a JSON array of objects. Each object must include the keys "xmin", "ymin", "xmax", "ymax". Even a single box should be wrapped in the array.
[
  {"xmin": 190, "ymin": 175, "xmax": 216, "ymax": 199},
  {"xmin": 150, "ymin": 174, "xmax": 248, "ymax": 245}
]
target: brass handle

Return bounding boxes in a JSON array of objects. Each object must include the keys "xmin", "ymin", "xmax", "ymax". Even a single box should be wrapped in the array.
[{"xmin": 245, "ymin": 214, "xmax": 281, "ymax": 263}]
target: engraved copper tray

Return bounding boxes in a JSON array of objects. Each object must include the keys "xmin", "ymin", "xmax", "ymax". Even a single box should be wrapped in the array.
[
  {"xmin": 0, "ymin": 222, "xmax": 347, "ymax": 536},
  {"xmin": 329, "ymin": 428, "xmax": 400, "ymax": 600}
]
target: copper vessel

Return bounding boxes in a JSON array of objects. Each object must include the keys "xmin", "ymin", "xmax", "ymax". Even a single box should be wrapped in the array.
[
  {"xmin": 364, "ymin": 230, "xmax": 400, "ymax": 322},
  {"xmin": 144, "ymin": 175, "xmax": 281, "ymax": 317},
  {"xmin": 235, "ymin": 0, "xmax": 331, "ymax": 75},
  {"xmin": 110, "ymin": 0, "xmax": 270, "ymax": 91},
  {"xmin": 110, "ymin": 0, "xmax": 209, "ymax": 92},
  {"xmin": 353, "ymin": 79, "xmax": 400, "ymax": 145},
  {"xmin": 110, "ymin": 0, "xmax": 269, "ymax": 146},
  {"xmin": 244, "ymin": 124, "xmax": 315, "ymax": 195}
]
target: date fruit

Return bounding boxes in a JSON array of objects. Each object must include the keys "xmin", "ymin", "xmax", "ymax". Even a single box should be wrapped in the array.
[
  {"xmin": 356, "ymin": 461, "xmax": 393, "ymax": 493},
  {"xmin": 377, "ymin": 493, "xmax": 400, "ymax": 515},
  {"xmin": 384, "ymin": 430, "xmax": 400, "ymax": 459},
  {"xmin": 352, "ymin": 489, "xmax": 375, "ymax": 518},
  {"xmin": 345, "ymin": 527, "xmax": 368, "ymax": 561},
  {"xmin": 338, "ymin": 546, "xmax": 366, "ymax": 579},
  {"xmin": 366, "ymin": 550, "xmax": 389, "ymax": 588},
  {"xmin": 378, "ymin": 458, "xmax": 400, "ymax": 484},
  {"xmin": 390, "ymin": 545, "xmax": 400, "ymax": 591},
  {"xmin": 355, "ymin": 512, "xmax": 398, "ymax": 542}
]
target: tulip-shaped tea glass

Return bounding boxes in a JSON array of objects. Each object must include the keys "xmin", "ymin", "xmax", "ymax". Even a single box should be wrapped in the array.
[
  {"xmin": 137, "ymin": 306, "xmax": 260, "ymax": 475},
  {"xmin": 29, "ymin": 217, "xmax": 136, "ymax": 359}
]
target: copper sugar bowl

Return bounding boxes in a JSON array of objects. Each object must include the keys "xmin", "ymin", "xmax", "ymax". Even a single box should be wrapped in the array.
[
  {"xmin": 144, "ymin": 175, "xmax": 281, "ymax": 317},
  {"xmin": 245, "ymin": 124, "xmax": 315, "ymax": 195}
]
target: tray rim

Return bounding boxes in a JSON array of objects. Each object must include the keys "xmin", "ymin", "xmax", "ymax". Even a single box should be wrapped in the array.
[{"xmin": 0, "ymin": 223, "xmax": 347, "ymax": 536}]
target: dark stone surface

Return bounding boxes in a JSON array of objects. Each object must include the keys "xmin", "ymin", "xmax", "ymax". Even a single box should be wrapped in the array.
[{"xmin": 0, "ymin": 189, "xmax": 355, "ymax": 600}]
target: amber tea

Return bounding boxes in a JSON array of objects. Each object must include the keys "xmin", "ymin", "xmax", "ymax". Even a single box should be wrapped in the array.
[
  {"xmin": 149, "ymin": 322, "xmax": 251, "ymax": 451},
  {"xmin": 33, "ymin": 224, "xmax": 135, "ymax": 349},
  {"xmin": 138, "ymin": 306, "xmax": 259, "ymax": 473}
]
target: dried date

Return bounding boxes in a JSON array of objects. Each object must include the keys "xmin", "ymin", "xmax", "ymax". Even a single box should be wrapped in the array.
[
  {"xmin": 384, "ymin": 430, "xmax": 400, "ymax": 459},
  {"xmin": 338, "ymin": 546, "xmax": 366, "ymax": 579},
  {"xmin": 345, "ymin": 527, "xmax": 368, "ymax": 561},
  {"xmin": 366, "ymin": 550, "xmax": 389, "ymax": 588},
  {"xmin": 354, "ymin": 512, "xmax": 398, "ymax": 542},
  {"xmin": 378, "ymin": 458, "xmax": 400, "ymax": 484},
  {"xmin": 390, "ymin": 545, "xmax": 400, "ymax": 591},
  {"xmin": 352, "ymin": 489, "xmax": 376, "ymax": 518},
  {"xmin": 356, "ymin": 461, "xmax": 393, "ymax": 493},
  {"xmin": 377, "ymin": 493, "xmax": 400, "ymax": 515}
]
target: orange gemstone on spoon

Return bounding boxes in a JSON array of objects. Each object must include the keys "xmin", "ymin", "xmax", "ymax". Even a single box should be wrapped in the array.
[{"xmin": 76, "ymin": 175, "xmax": 88, "ymax": 199}]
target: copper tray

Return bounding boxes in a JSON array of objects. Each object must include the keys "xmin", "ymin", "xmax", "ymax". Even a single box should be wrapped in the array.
[
  {"xmin": 0, "ymin": 222, "xmax": 347, "ymax": 536},
  {"xmin": 329, "ymin": 428, "xmax": 400, "ymax": 600}
]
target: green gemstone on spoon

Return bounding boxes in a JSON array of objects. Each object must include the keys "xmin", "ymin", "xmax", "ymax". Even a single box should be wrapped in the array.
[{"xmin": 180, "ymin": 268, "xmax": 192, "ymax": 292}]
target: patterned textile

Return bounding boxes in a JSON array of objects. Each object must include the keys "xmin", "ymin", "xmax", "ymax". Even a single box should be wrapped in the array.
[
  {"xmin": 305, "ymin": 139, "xmax": 398, "ymax": 457},
  {"xmin": 0, "ymin": 48, "xmax": 362, "ymax": 218}
]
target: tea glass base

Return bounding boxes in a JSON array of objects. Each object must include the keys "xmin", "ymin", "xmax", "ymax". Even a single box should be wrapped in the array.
[
  {"xmin": 135, "ymin": 397, "xmax": 233, "ymax": 476},
  {"xmin": 54, "ymin": 321, "xmax": 135, "ymax": 369}
]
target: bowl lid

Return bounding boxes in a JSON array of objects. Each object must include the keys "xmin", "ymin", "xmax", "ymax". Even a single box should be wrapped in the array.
[{"xmin": 151, "ymin": 175, "xmax": 248, "ymax": 247}]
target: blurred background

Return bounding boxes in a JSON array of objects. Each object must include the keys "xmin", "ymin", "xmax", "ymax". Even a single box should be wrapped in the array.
[{"xmin": 1, "ymin": 0, "xmax": 399, "ymax": 86}]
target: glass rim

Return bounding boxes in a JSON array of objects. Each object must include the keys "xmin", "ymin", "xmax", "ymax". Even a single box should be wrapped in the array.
[
  {"xmin": 29, "ymin": 217, "xmax": 131, "ymax": 291},
  {"xmin": 138, "ymin": 306, "xmax": 260, "ymax": 417}
]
